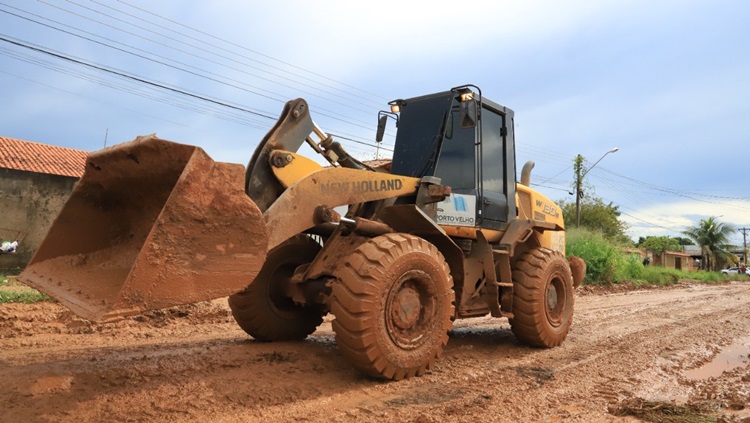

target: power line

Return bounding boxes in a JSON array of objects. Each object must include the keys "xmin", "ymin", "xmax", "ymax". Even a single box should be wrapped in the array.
[
  {"xmin": 36, "ymin": 0, "xmax": 382, "ymax": 114},
  {"xmin": 0, "ymin": 6, "xmax": 287, "ymax": 102},
  {"xmin": 9, "ymin": 2, "xmax": 743, "ymax": 217},
  {"xmin": 330, "ymin": 133, "xmax": 393, "ymax": 153},
  {"xmin": 93, "ymin": 0, "xmax": 385, "ymax": 107},
  {"xmin": 0, "ymin": 47, "xmax": 274, "ymax": 131},
  {"xmin": 1, "ymin": 3, "xmax": 397, "ymax": 139},
  {"xmin": 590, "ymin": 170, "xmax": 750, "ymax": 214},
  {"xmin": 0, "ymin": 68, "xmax": 213, "ymax": 132},
  {"xmin": 0, "ymin": 35, "xmax": 389, "ymax": 152},
  {"xmin": 0, "ymin": 34, "xmax": 278, "ymax": 119},
  {"xmin": 113, "ymin": 0, "xmax": 390, "ymax": 102},
  {"xmin": 534, "ymin": 163, "xmax": 573, "ymax": 187},
  {"xmin": 618, "ymin": 209, "xmax": 685, "ymax": 235},
  {"xmin": 597, "ymin": 166, "xmax": 750, "ymax": 203}
]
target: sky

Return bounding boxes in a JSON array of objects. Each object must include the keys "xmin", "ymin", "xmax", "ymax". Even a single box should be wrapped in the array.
[{"xmin": 1, "ymin": 0, "xmax": 749, "ymax": 245}]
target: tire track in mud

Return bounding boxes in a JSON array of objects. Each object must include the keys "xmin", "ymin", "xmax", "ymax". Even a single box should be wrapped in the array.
[
  {"xmin": 243, "ymin": 283, "xmax": 750, "ymax": 422},
  {"xmin": 511, "ymin": 283, "xmax": 750, "ymax": 420},
  {"xmin": 1, "ymin": 283, "xmax": 748, "ymax": 422}
]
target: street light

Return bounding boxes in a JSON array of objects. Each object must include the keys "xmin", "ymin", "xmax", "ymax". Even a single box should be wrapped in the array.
[{"xmin": 575, "ymin": 147, "xmax": 619, "ymax": 228}]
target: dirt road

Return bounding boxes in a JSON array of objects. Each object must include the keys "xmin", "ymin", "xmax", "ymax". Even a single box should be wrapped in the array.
[{"xmin": 1, "ymin": 282, "xmax": 749, "ymax": 422}]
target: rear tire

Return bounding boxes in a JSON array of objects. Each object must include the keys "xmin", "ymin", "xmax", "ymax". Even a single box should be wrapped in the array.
[
  {"xmin": 331, "ymin": 233, "xmax": 455, "ymax": 380},
  {"xmin": 228, "ymin": 235, "xmax": 324, "ymax": 341},
  {"xmin": 509, "ymin": 248, "xmax": 574, "ymax": 347}
]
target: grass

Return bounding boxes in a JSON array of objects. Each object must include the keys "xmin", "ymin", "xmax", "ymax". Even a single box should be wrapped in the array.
[
  {"xmin": 612, "ymin": 398, "xmax": 719, "ymax": 423},
  {"xmin": 566, "ymin": 228, "xmax": 749, "ymax": 286},
  {"xmin": 0, "ymin": 275, "xmax": 53, "ymax": 303}
]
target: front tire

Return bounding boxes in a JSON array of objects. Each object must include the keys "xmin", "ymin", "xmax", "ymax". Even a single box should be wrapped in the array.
[
  {"xmin": 228, "ymin": 235, "xmax": 324, "ymax": 341},
  {"xmin": 509, "ymin": 248, "xmax": 574, "ymax": 347},
  {"xmin": 331, "ymin": 233, "xmax": 455, "ymax": 380}
]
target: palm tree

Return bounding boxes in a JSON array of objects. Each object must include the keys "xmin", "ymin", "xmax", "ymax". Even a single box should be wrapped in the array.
[{"xmin": 683, "ymin": 217, "xmax": 736, "ymax": 271}]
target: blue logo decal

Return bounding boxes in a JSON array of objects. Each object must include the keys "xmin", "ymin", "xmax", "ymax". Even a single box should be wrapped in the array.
[{"xmin": 453, "ymin": 196, "xmax": 467, "ymax": 212}]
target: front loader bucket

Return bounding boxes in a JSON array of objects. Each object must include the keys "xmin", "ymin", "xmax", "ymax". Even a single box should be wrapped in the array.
[{"xmin": 19, "ymin": 135, "xmax": 269, "ymax": 322}]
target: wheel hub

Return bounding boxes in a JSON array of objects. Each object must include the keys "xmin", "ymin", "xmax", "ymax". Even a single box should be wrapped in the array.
[
  {"xmin": 547, "ymin": 284, "xmax": 558, "ymax": 310},
  {"xmin": 545, "ymin": 275, "xmax": 565, "ymax": 327},
  {"xmin": 391, "ymin": 286, "xmax": 421, "ymax": 329},
  {"xmin": 385, "ymin": 270, "xmax": 436, "ymax": 350},
  {"xmin": 266, "ymin": 260, "xmax": 305, "ymax": 319}
]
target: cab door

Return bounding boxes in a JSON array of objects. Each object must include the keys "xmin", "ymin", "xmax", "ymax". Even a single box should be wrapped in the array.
[{"xmin": 478, "ymin": 106, "xmax": 515, "ymax": 229}]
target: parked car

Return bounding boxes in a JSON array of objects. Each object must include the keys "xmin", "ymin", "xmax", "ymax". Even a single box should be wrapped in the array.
[{"xmin": 721, "ymin": 267, "xmax": 748, "ymax": 275}]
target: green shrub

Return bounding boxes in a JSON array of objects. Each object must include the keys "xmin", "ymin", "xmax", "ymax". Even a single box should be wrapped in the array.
[
  {"xmin": 566, "ymin": 228, "xmax": 623, "ymax": 284},
  {"xmin": 0, "ymin": 291, "xmax": 52, "ymax": 303},
  {"xmin": 640, "ymin": 266, "xmax": 681, "ymax": 285},
  {"xmin": 0, "ymin": 276, "xmax": 53, "ymax": 303},
  {"xmin": 613, "ymin": 254, "xmax": 644, "ymax": 283}
]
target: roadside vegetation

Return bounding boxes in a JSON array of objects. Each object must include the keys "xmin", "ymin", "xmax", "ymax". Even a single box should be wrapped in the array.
[
  {"xmin": 558, "ymin": 172, "xmax": 746, "ymax": 286},
  {"xmin": 566, "ymin": 228, "xmax": 746, "ymax": 286},
  {"xmin": 0, "ymin": 275, "xmax": 52, "ymax": 303}
]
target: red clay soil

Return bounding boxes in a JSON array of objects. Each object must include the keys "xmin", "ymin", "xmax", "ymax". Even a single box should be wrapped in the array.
[{"xmin": 1, "ymin": 282, "xmax": 749, "ymax": 422}]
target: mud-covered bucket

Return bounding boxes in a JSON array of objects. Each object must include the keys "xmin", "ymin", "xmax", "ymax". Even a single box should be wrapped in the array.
[{"xmin": 19, "ymin": 135, "xmax": 268, "ymax": 322}]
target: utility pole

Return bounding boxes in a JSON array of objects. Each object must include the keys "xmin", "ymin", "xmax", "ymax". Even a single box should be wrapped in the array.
[
  {"xmin": 574, "ymin": 148, "xmax": 619, "ymax": 228},
  {"xmin": 574, "ymin": 155, "xmax": 583, "ymax": 228},
  {"xmin": 740, "ymin": 227, "xmax": 749, "ymax": 265}
]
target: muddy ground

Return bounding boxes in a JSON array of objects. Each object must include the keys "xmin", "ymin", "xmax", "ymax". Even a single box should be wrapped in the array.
[{"xmin": 1, "ymin": 281, "xmax": 749, "ymax": 422}]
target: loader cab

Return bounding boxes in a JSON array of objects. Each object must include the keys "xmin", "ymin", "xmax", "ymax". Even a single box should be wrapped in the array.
[{"xmin": 388, "ymin": 88, "xmax": 517, "ymax": 230}]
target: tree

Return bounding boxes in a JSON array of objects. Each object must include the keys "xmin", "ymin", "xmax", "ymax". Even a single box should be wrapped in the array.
[
  {"xmin": 639, "ymin": 236, "xmax": 684, "ymax": 255},
  {"xmin": 559, "ymin": 195, "xmax": 631, "ymax": 244},
  {"xmin": 682, "ymin": 217, "xmax": 736, "ymax": 271},
  {"xmin": 672, "ymin": 237, "xmax": 695, "ymax": 246}
]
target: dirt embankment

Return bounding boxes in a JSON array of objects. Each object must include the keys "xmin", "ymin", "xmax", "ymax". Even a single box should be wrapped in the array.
[{"xmin": 1, "ymin": 282, "xmax": 749, "ymax": 422}]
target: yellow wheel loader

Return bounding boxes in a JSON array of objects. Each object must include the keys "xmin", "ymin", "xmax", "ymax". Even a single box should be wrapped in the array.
[{"xmin": 20, "ymin": 85, "xmax": 586, "ymax": 380}]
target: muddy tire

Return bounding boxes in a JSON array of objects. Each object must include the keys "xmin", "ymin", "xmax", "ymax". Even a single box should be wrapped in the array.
[
  {"xmin": 509, "ymin": 248, "xmax": 574, "ymax": 348},
  {"xmin": 331, "ymin": 233, "xmax": 455, "ymax": 380},
  {"xmin": 228, "ymin": 235, "xmax": 324, "ymax": 341}
]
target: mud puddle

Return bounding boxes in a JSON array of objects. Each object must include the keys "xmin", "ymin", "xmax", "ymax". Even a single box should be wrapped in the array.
[{"xmin": 685, "ymin": 338, "xmax": 750, "ymax": 380}]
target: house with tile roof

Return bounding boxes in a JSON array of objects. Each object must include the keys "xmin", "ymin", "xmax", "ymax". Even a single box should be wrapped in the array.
[
  {"xmin": 652, "ymin": 250, "xmax": 694, "ymax": 272},
  {"xmin": 0, "ymin": 136, "xmax": 88, "ymax": 273}
]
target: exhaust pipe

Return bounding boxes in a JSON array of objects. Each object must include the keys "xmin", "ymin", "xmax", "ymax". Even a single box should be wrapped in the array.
[{"xmin": 520, "ymin": 160, "xmax": 535, "ymax": 186}]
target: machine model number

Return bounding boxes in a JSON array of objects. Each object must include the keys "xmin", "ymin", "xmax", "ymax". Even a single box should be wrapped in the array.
[{"xmin": 536, "ymin": 200, "xmax": 560, "ymax": 218}]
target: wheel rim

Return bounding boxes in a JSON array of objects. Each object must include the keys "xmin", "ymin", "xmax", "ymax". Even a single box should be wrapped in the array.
[
  {"xmin": 264, "ymin": 261, "xmax": 298, "ymax": 317},
  {"xmin": 385, "ymin": 269, "xmax": 437, "ymax": 350},
  {"xmin": 545, "ymin": 273, "xmax": 566, "ymax": 327}
]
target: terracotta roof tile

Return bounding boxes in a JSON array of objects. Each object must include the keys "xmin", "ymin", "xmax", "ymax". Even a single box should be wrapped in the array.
[
  {"xmin": 664, "ymin": 250, "xmax": 691, "ymax": 257},
  {"xmin": 0, "ymin": 136, "xmax": 88, "ymax": 178}
]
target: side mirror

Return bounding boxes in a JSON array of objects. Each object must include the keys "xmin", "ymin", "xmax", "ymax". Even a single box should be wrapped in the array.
[
  {"xmin": 376, "ymin": 111, "xmax": 398, "ymax": 142},
  {"xmin": 444, "ymin": 113, "xmax": 453, "ymax": 139},
  {"xmin": 376, "ymin": 114, "xmax": 387, "ymax": 142},
  {"xmin": 460, "ymin": 100, "xmax": 478, "ymax": 128}
]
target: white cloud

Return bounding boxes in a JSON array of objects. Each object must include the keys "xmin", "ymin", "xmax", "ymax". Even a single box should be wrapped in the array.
[
  {"xmin": 3, "ymin": 0, "xmax": 749, "ymax": 240},
  {"xmin": 622, "ymin": 199, "xmax": 750, "ymax": 242}
]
